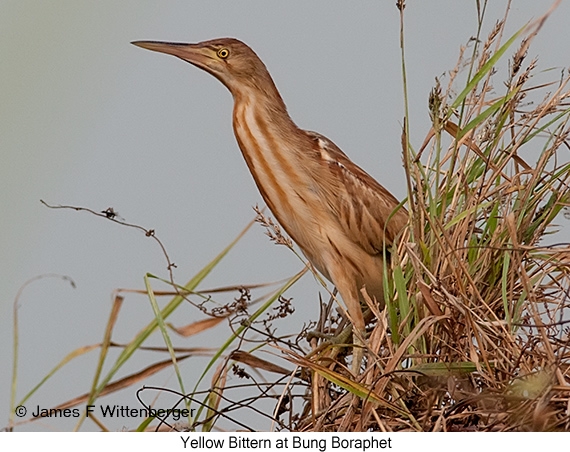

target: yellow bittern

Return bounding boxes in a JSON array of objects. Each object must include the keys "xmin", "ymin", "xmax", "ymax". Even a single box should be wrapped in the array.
[{"xmin": 132, "ymin": 38, "xmax": 407, "ymax": 369}]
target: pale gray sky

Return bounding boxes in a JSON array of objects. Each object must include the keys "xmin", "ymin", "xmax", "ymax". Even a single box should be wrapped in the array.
[{"xmin": 2, "ymin": 1, "xmax": 569, "ymax": 431}]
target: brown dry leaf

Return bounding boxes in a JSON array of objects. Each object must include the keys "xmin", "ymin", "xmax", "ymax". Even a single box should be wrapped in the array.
[
  {"xmin": 416, "ymin": 125, "xmax": 436, "ymax": 161},
  {"xmin": 230, "ymin": 350, "xmax": 291, "ymax": 375},
  {"xmin": 444, "ymin": 120, "xmax": 531, "ymax": 171},
  {"xmin": 444, "ymin": 121, "xmax": 485, "ymax": 157},
  {"xmin": 208, "ymin": 358, "xmax": 230, "ymax": 419},
  {"xmin": 418, "ymin": 281, "xmax": 444, "ymax": 316},
  {"xmin": 46, "ymin": 354, "xmax": 192, "ymax": 413},
  {"xmin": 168, "ymin": 317, "xmax": 225, "ymax": 337},
  {"xmin": 117, "ymin": 280, "xmax": 283, "ymax": 297}
]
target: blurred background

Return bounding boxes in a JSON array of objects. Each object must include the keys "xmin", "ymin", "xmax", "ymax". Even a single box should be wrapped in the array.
[{"xmin": 1, "ymin": 1, "xmax": 569, "ymax": 431}]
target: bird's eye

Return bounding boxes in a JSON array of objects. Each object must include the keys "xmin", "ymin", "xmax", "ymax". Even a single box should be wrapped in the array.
[{"xmin": 217, "ymin": 48, "xmax": 230, "ymax": 59}]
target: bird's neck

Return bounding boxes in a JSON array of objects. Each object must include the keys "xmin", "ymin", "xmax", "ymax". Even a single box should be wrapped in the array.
[
  {"xmin": 231, "ymin": 82, "xmax": 312, "ymax": 237},
  {"xmin": 233, "ymin": 80, "xmax": 290, "ymax": 122},
  {"xmin": 232, "ymin": 80, "xmax": 304, "ymax": 150}
]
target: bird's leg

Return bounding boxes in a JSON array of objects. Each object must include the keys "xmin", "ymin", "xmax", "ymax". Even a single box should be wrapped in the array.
[
  {"xmin": 351, "ymin": 331, "xmax": 365, "ymax": 375},
  {"xmin": 306, "ymin": 306, "xmax": 372, "ymax": 375},
  {"xmin": 305, "ymin": 286, "xmax": 354, "ymax": 346},
  {"xmin": 307, "ymin": 306, "xmax": 374, "ymax": 345},
  {"xmin": 309, "ymin": 323, "xmax": 363, "ymax": 373},
  {"xmin": 331, "ymin": 274, "xmax": 367, "ymax": 375}
]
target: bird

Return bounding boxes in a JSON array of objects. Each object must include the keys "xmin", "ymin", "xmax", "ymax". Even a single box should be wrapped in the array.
[{"xmin": 132, "ymin": 38, "xmax": 408, "ymax": 372}]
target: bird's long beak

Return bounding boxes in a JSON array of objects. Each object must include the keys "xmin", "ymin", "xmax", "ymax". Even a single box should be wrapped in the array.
[{"xmin": 131, "ymin": 40, "xmax": 212, "ymax": 68}]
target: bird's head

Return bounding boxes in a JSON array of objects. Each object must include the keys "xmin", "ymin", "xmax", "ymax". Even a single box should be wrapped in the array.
[{"xmin": 132, "ymin": 38, "xmax": 277, "ymax": 99}]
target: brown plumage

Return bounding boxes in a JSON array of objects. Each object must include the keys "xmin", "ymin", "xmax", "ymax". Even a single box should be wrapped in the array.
[{"xmin": 132, "ymin": 38, "xmax": 408, "ymax": 366}]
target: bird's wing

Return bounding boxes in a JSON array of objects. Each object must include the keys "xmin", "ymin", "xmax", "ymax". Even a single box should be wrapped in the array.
[{"xmin": 305, "ymin": 131, "xmax": 408, "ymax": 255}]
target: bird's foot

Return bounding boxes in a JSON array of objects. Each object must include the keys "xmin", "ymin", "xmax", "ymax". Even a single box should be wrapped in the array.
[
  {"xmin": 306, "ymin": 324, "xmax": 366, "ymax": 376},
  {"xmin": 306, "ymin": 323, "xmax": 353, "ymax": 345}
]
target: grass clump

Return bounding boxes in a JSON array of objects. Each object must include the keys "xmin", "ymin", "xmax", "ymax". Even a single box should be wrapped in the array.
[{"xmin": 298, "ymin": 2, "xmax": 570, "ymax": 431}]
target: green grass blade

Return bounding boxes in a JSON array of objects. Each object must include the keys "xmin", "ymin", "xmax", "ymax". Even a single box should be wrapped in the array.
[
  {"xmin": 522, "ymin": 106, "xmax": 570, "ymax": 145},
  {"xmin": 410, "ymin": 361, "xmax": 482, "ymax": 376},
  {"xmin": 144, "ymin": 275, "xmax": 186, "ymax": 396},
  {"xmin": 457, "ymin": 87, "xmax": 520, "ymax": 140},
  {"xmin": 17, "ymin": 344, "xmax": 99, "ymax": 408},
  {"xmin": 447, "ymin": 24, "xmax": 527, "ymax": 117}
]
